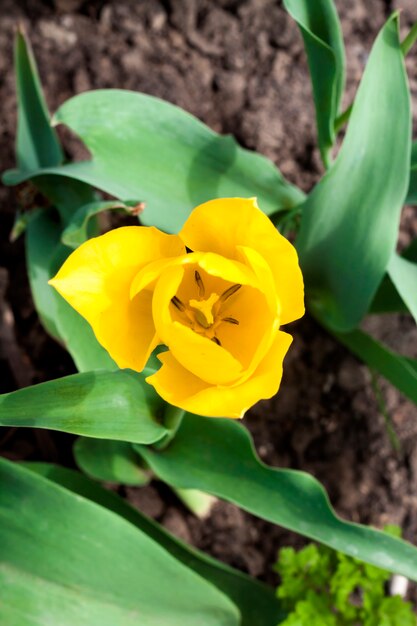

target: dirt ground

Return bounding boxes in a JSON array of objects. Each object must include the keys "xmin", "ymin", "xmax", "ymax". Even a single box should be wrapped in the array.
[{"xmin": 1, "ymin": 0, "xmax": 417, "ymax": 603}]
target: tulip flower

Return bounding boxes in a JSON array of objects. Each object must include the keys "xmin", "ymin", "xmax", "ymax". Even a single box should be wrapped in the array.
[{"xmin": 50, "ymin": 198, "xmax": 304, "ymax": 418}]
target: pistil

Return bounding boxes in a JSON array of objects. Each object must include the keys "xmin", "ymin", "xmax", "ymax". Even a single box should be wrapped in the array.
[{"xmin": 170, "ymin": 271, "xmax": 241, "ymax": 344}]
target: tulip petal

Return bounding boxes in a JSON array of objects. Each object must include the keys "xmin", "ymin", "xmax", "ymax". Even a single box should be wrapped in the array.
[
  {"xmin": 49, "ymin": 226, "xmax": 185, "ymax": 371},
  {"xmin": 147, "ymin": 330, "xmax": 293, "ymax": 418},
  {"xmin": 179, "ymin": 197, "xmax": 304, "ymax": 325}
]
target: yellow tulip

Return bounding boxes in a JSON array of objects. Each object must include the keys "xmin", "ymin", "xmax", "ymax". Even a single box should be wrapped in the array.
[{"xmin": 49, "ymin": 198, "xmax": 304, "ymax": 418}]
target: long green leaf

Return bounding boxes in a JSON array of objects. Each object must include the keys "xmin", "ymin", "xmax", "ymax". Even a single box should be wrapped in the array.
[
  {"xmin": 0, "ymin": 458, "xmax": 238, "ymax": 626},
  {"xmin": 296, "ymin": 14, "xmax": 411, "ymax": 332},
  {"xmin": 136, "ymin": 415, "xmax": 417, "ymax": 580},
  {"xmin": 14, "ymin": 19, "xmax": 109, "ymax": 363},
  {"xmin": 283, "ymin": 0, "xmax": 345, "ymax": 167},
  {"xmin": 0, "ymin": 370, "xmax": 167, "ymax": 444},
  {"xmin": 15, "ymin": 28, "xmax": 62, "ymax": 171},
  {"xmin": 4, "ymin": 89, "xmax": 305, "ymax": 233},
  {"xmin": 331, "ymin": 328, "xmax": 417, "ymax": 406},
  {"xmin": 26, "ymin": 463, "xmax": 285, "ymax": 626}
]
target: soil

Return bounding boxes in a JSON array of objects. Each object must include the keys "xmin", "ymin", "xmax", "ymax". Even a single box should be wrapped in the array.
[{"xmin": 1, "ymin": 0, "xmax": 417, "ymax": 607}]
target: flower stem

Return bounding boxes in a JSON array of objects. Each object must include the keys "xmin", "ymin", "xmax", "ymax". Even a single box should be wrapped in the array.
[{"xmin": 173, "ymin": 487, "xmax": 217, "ymax": 518}]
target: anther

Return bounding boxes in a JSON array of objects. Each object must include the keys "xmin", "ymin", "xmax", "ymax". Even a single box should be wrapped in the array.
[
  {"xmin": 211, "ymin": 336, "xmax": 222, "ymax": 346},
  {"xmin": 220, "ymin": 283, "xmax": 241, "ymax": 302},
  {"xmin": 171, "ymin": 295, "xmax": 186, "ymax": 312},
  {"xmin": 222, "ymin": 317, "xmax": 239, "ymax": 325},
  {"xmin": 194, "ymin": 270, "xmax": 205, "ymax": 298}
]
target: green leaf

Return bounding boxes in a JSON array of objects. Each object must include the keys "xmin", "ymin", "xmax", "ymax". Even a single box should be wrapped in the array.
[
  {"xmin": 283, "ymin": 0, "xmax": 345, "ymax": 167},
  {"xmin": 275, "ymin": 544, "xmax": 335, "ymax": 607},
  {"xmin": 331, "ymin": 328, "xmax": 417, "ymax": 405},
  {"xmin": 61, "ymin": 199, "xmax": 132, "ymax": 248},
  {"xmin": 0, "ymin": 458, "xmax": 239, "ymax": 626},
  {"xmin": 368, "ymin": 274, "xmax": 407, "ymax": 315},
  {"xmin": 3, "ymin": 89, "xmax": 305, "ymax": 233},
  {"xmin": 136, "ymin": 416, "xmax": 417, "ymax": 580},
  {"xmin": 26, "ymin": 208, "xmax": 115, "ymax": 370},
  {"xmin": 280, "ymin": 593, "xmax": 338, "ymax": 626},
  {"xmin": 14, "ymin": 28, "xmax": 63, "ymax": 171},
  {"xmin": 296, "ymin": 14, "xmax": 411, "ymax": 332},
  {"xmin": 0, "ymin": 370, "xmax": 167, "ymax": 444},
  {"xmin": 372, "ymin": 596, "xmax": 417, "ymax": 626},
  {"xmin": 387, "ymin": 253, "xmax": 417, "ymax": 325},
  {"xmin": 369, "ymin": 238, "xmax": 417, "ymax": 314},
  {"xmin": 74, "ymin": 437, "xmax": 150, "ymax": 485},
  {"xmin": 26, "ymin": 463, "xmax": 286, "ymax": 626},
  {"xmin": 406, "ymin": 140, "xmax": 417, "ymax": 205}
]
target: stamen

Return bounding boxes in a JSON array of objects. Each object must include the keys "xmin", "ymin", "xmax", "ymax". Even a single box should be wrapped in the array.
[
  {"xmin": 194, "ymin": 270, "xmax": 205, "ymax": 298},
  {"xmin": 171, "ymin": 295, "xmax": 186, "ymax": 312},
  {"xmin": 220, "ymin": 284, "xmax": 241, "ymax": 302},
  {"xmin": 211, "ymin": 336, "xmax": 222, "ymax": 346},
  {"xmin": 222, "ymin": 317, "xmax": 239, "ymax": 325}
]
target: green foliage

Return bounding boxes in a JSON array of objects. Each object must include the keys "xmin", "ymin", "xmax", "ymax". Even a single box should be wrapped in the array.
[
  {"xmin": 387, "ymin": 253, "xmax": 417, "ymax": 326},
  {"xmin": 14, "ymin": 27, "xmax": 62, "ymax": 171},
  {"xmin": 332, "ymin": 328, "xmax": 417, "ymax": 407},
  {"xmin": 275, "ymin": 535, "xmax": 416, "ymax": 626},
  {"xmin": 27, "ymin": 463, "xmax": 285, "ymax": 626},
  {"xmin": 296, "ymin": 13, "xmax": 411, "ymax": 332},
  {"xmin": 136, "ymin": 415, "xmax": 417, "ymax": 581},
  {"xmin": 61, "ymin": 199, "xmax": 133, "ymax": 249},
  {"xmin": 26, "ymin": 208, "xmax": 116, "ymax": 369},
  {"xmin": 4, "ymin": 88, "xmax": 305, "ymax": 233},
  {"xmin": 3, "ymin": 7, "xmax": 417, "ymax": 616},
  {"xmin": 406, "ymin": 141, "xmax": 417, "ymax": 205},
  {"xmin": 0, "ymin": 458, "xmax": 240, "ymax": 626},
  {"xmin": 73, "ymin": 437, "xmax": 151, "ymax": 486},
  {"xmin": 283, "ymin": 0, "xmax": 345, "ymax": 167},
  {"xmin": 0, "ymin": 370, "xmax": 167, "ymax": 444}
]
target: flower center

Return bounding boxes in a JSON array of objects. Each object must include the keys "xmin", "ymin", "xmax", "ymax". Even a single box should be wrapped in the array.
[
  {"xmin": 171, "ymin": 270, "xmax": 240, "ymax": 345},
  {"xmin": 189, "ymin": 292, "xmax": 219, "ymax": 328}
]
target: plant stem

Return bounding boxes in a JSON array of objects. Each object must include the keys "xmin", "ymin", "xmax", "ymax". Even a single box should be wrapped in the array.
[{"xmin": 173, "ymin": 487, "xmax": 217, "ymax": 518}]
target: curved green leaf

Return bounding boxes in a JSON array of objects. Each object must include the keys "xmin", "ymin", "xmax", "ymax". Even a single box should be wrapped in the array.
[
  {"xmin": 27, "ymin": 463, "xmax": 285, "ymax": 626},
  {"xmin": 296, "ymin": 14, "xmax": 411, "ymax": 332},
  {"xmin": 0, "ymin": 458, "xmax": 238, "ymax": 626},
  {"xmin": 74, "ymin": 437, "xmax": 150, "ymax": 485},
  {"xmin": 284, "ymin": 0, "xmax": 345, "ymax": 167},
  {"xmin": 26, "ymin": 208, "xmax": 115, "ymax": 370},
  {"xmin": 15, "ymin": 28, "xmax": 62, "ymax": 171},
  {"xmin": 3, "ymin": 89, "xmax": 305, "ymax": 233},
  {"xmin": 61, "ymin": 199, "xmax": 131, "ymax": 248},
  {"xmin": 0, "ymin": 370, "xmax": 167, "ymax": 444},
  {"xmin": 136, "ymin": 415, "xmax": 417, "ymax": 580},
  {"xmin": 331, "ymin": 328, "xmax": 417, "ymax": 406}
]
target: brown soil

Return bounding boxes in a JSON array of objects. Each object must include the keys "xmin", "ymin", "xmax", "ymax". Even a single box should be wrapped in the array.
[{"xmin": 1, "ymin": 0, "xmax": 417, "ymax": 605}]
